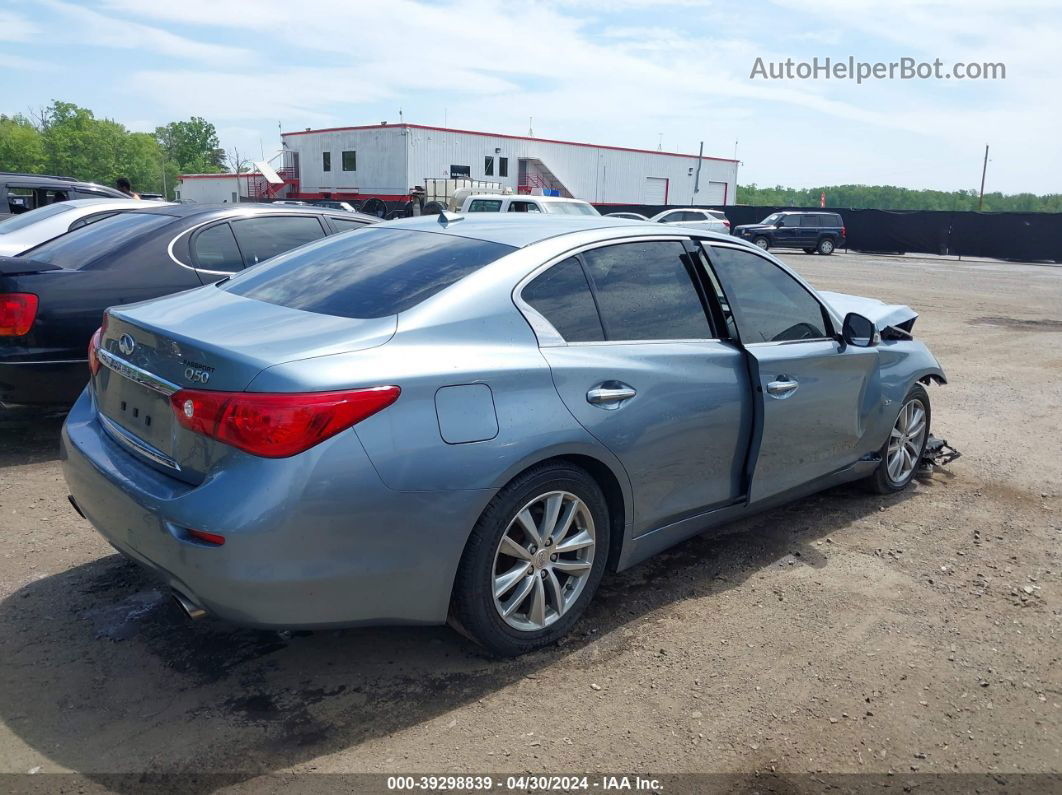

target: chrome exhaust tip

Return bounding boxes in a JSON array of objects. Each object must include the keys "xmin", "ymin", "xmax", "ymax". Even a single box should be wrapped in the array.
[{"xmin": 172, "ymin": 590, "xmax": 207, "ymax": 620}]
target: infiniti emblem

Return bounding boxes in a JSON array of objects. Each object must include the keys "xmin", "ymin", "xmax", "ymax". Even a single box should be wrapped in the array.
[{"xmin": 117, "ymin": 334, "xmax": 136, "ymax": 356}]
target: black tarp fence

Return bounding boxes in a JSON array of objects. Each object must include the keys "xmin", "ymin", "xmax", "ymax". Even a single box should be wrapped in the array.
[{"xmin": 592, "ymin": 204, "xmax": 1062, "ymax": 261}]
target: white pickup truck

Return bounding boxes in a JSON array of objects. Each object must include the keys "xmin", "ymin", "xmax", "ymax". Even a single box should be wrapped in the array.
[{"xmin": 460, "ymin": 194, "xmax": 599, "ymax": 216}]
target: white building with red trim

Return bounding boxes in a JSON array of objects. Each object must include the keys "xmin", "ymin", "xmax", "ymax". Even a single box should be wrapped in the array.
[
  {"xmin": 175, "ymin": 172, "xmax": 276, "ymax": 204},
  {"xmin": 277, "ymin": 123, "xmax": 738, "ymax": 206}
]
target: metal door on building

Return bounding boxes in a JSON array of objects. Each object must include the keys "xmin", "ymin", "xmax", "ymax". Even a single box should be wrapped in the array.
[{"xmin": 643, "ymin": 176, "xmax": 668, "ymax": 204}]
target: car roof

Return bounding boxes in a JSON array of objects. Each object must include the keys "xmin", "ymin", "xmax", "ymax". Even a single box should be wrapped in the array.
[
  {"xmin": 464, "ymin": 194, "xmax": 591, "ymax": 204},
  {"xmin": 381, "ymin": 213, "xmax": 741, "ymax": 248},
  {"xmin": 0, "ymin": 172, "xmax": 122, "ymax": 191},
  {"xmin": 122, "ymin": 202, "xmax": 377, "ymax": 222}
]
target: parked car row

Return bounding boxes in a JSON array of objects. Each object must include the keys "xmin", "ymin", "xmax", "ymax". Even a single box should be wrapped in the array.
[
  {"xmin": 4, "ymin": 188, "xmax": 929, "ymax": 657},
  {"xmin": 606, "ymin": 208, "xmax": 846, "ymax": 254},
  {"xmin": 1, "ymin": 202, "xmax": 377, "ymax": 411}
]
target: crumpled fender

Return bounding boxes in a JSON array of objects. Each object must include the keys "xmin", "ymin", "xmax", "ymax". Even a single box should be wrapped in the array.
[{"xmin": 819, "ymin": 290, "xmax": 918, "ymax": 332}]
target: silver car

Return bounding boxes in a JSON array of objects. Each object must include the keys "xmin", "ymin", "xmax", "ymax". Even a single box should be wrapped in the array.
[
  {"xmin": 650, "ymin": 207, "xmax": 730, "ymax": 233},
  {"xmin": 0, "ymin": 198, "xmax": 166, "ymax": 257},
  {"xmin": 62, "ymin": 215, "xmax": 946, "ymax": 656}
]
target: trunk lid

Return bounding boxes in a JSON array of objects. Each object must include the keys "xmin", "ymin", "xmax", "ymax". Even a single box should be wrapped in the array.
[{"xmin": 94, "ymin": 285, "xmax": 397, "ymax": 483}]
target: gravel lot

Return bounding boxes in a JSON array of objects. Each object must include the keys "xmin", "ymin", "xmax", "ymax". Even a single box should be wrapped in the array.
[{"xmin": 0, "ymin": 251, "xmax": 1059, "ymax": 789}]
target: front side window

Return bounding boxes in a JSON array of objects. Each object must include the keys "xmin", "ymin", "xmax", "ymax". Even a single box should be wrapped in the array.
[
  {"xmin": 322, "ymin": 152, "xmax": 331, "ymax": 172},
  {"xmin": 581, "ymin": 241, "xmax": 711, "ymax": 341},
  {"xmin": 193, "ymin": 222, "xmax": 244, "ymax": 272},
  {"xmin": 6, "ymin": 187, "xmax": 34, "ymax": 214},
  {"xmin": 507, "ymin": 201, "xmax": 541, "ymax": 213},
  {"xmin": 231, "ymin": 215, "xmax": 326, "ymax": 266},
  {"xmin": 522, "ymin": 256, "xmax": 604, "ymax": 342},
  {"xmin": 342, "ymin": 150, "xmax": 356, "ymax": 171},
  {"xmin": 704, "ymin": 245, "xmax": 829, "ymax": 343},
  {"xmin": 467, "ymin": 199, "xmax": 502, "ymax": 212},
  {"xmin": 224, "ymin": 227, "xmax": 516, "ymax": 319}
]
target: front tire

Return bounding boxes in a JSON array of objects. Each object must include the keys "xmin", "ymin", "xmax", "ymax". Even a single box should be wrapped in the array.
[
  {"xmin": 450, "ymin": 463, "xmax": 610, "ymax": 656},
  {"xmin": 752, "ymin": 236, "xmax": 769, "ymax": 250},
  {"xmin": 865, "ymin": 384, "xmax": 931, "ymax": 494},
  {"xmin": 803, "ymin": 247, "xmax": 816, "ymax": 254},
  {"xmin": 817, "ymin": 237, "xmax": 836, "ymax": 255}
]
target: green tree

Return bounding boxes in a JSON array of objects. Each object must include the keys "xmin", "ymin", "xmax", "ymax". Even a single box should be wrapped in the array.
[
  {"xmin": 155, "ymin": 117, "xmax": 225, "ymax": 174},
  {"xmin": 0, "ymin": 113, "xmax": 45, "ymax": 172},
  {"xmin": 736, "ymin": 183, "xmax": 1062, "ymax": 213}
]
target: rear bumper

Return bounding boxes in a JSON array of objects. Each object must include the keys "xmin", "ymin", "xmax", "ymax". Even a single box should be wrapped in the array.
[
  {"xmin": 61, "ymin": 388, "xmax": 493, "ymax": 629},
  {"xmin": 0, "ymin": 359, "xmax": 87, "ymax": 410}
]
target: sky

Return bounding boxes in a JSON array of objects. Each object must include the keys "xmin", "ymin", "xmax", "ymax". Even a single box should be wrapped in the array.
[{"xmin": 2, "ymin": 0, "xmax": 1060, "ymax": 194}]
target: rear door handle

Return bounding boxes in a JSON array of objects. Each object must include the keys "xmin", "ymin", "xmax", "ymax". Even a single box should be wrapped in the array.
[
  {"xmin": 766, "ymin": 379, "xmax": 799, "ymax": 399},
  {"xmin": 587, "ymin": 383, "xmax": 637, "ymax": 408}
]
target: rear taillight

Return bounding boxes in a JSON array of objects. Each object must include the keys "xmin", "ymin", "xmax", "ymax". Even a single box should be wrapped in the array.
[
  {"xmin": 170, "ymin": 386, "xmax": 401, "ymax": 458},
  {"xmin": 88, "ymin": 327, "xmax": 102, "ymax": 375},
  {"xmin": 841, "ymin": 226, "xmax": 846, "ymax": 238},
  {"xmin": 723, "ymin": 219, "xmax": 731, "ymax": 229},
  {"xmin": 0, "ymin": 293, "xmax": 38, "ymax": 336}
]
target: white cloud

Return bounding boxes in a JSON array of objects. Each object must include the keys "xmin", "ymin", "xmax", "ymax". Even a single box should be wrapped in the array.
[{"xmin": 0, "ymin": 10, "xmax": 37, "ymax": 42}]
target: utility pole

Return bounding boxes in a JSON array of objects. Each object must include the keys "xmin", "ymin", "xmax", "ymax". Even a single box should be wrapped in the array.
[
  {"xmin": 977, "ymin": 144, "xmax": 989, "ymax": 211},
  {"xmin": 690, "ymin": 141, "xmax": 703, "ymax": 205}
]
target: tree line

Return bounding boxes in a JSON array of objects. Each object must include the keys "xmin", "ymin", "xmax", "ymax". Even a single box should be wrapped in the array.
[
  {"xmin": 0, "ymin": 101, "xmax": 227, "ymax": 198},
  {"xmin": 736, "ymin": 183, "xmax": 1062, "ymax": 213}
]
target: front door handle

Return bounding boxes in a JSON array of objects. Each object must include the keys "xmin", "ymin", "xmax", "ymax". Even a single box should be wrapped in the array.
[
  {"xmin": 587, "ymin": 383, "xmax": 637, "ymax": 408},
  {"xmin": 766, "ymin": 379, "xmax": 799, "ymax": 399}
]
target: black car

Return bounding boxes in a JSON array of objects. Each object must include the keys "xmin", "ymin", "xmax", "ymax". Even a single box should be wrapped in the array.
[
  {"xmin": 1, "ymin": 172, "xmax": 128, "ymax": 219},
  {"xmin": 732, "ymin": 211, "xmax": 846, "ymax": 255},
  {"xmin": 0, "ymin": 204, "xmax": 377, "ymax": 412}
]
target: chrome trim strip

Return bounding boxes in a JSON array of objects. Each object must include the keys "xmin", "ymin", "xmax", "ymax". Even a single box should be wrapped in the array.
[
  {"xmin": 97, "ymin": 348, "xmax": 180, "ymax": 396},
  {"xmin": 1, "ymin": 359, "xmax": 89, "ymax": 365},
  {"xmin": 99, "ymin": 414, "xmax": 182, "ymax": 472}
]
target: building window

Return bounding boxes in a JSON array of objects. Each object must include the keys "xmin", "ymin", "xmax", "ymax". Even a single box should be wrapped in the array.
[
  {"xmin": 342, "ymin": 150, "xmax": 356, "ymax": 171},
  {"xmin": 499, "ymin": 157, "xmax": 508, "ymax": 177},
  {"xmin": 484, "ymin": 156, "xmax": 494, "ymax": 176},
  {"xmin": 322, "ymin": 152, "xmax": 331, "ymax": 172},
  {"xmin": 450, "ymin": 164, "xmax": 471, "ymax": 178}
]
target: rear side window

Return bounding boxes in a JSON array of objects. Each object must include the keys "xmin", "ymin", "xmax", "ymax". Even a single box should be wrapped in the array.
[
  {"xmin": 193, "ymin": 223, "xmax": 244, "ymax": 272},
  {"xmin": 800, "ymin": 215, "xmax": 821, "ymax": 227},
  {"xmin": 329, "ymin": 216, "xmax": 369, "ymax": 230},
  {"xmin": 20, "ymin": 212, "xmax": 172, "ymax": 269},
  {"xmin": 224, "ymin": 227, "xmax": 516, "ymax": 318},
  {"xmin": 705, "ymin": 245, "xmax": 828, "ymax": 342},
  {"xmin": 231, "ymin": 215, "xmax": 326, "ymax": 265},
  {"xmin": 522, "ymin": 257, "xmax": 604, "ymax": 342},
  {"xmin": 68, "ymin": 211, "xmax": 120, "ymax": 231},
  {"xmin": 581, "ymin": 241, "xmax": 711, "ymax": 341}
]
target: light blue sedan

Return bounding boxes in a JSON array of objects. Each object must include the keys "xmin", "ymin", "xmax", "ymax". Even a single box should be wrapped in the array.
[{"xmin": 62, "ymin": 215, "xmax": 946, "ymax": 655}]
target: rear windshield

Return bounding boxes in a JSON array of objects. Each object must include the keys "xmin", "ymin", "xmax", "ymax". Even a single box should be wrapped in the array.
[
  {"xmin": 223, "ymin": 226, "xmax": 516, "ymax": 319},
  {"xmin": 0, "ymin": 202, "xmax": 76, "ymax": 234},
  {"xmin": 543, "ymin": 202, "xmax": 599, "ymax": 216},
  {"xmin": 21, "ymin": 212, "xmax": 173, "ymax": 269}
]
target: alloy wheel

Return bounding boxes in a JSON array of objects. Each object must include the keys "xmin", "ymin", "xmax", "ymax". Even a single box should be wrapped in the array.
[
  {"xmin": 492, "ymin": 490, "xmax": 596, "ymax": 632},
  {"xmin": 887, "ymin": 398, "xmax": 927, "ymax": 483}
]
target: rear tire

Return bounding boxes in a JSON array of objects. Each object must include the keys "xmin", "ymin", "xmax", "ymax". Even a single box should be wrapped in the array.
[
  {"xmin": 752, "ymin": 236, "xmax": 769, "ymax": 251},
  {"xmin": 450, "ymin": 463, "xmax": 610, "ymax": 657},
  {"xmin": 864, "ymin": 384, "xmax": 931, "ymax": 494},
  {"xmin": 817, "ymin": 237, "xmax": 836, "ymax": 255}
]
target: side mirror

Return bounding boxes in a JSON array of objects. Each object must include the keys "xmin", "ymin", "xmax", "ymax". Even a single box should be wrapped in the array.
[{"xmin": 842, "ymin": 312, "xmax": 879, "ymax": 347}]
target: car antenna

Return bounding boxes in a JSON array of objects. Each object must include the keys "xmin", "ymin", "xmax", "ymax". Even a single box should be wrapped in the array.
[{"xmin": 438, "ymin": 211, "xmax": 464, "ymax": 226}]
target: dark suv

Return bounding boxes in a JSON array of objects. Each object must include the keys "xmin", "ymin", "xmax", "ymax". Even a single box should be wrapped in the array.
[
  {"xmin": 1, "ymin": 173, "xmax": 127, "ymax": 220},
  {"xmin": 732, "ymin": 211, "xmax": 845, "ymax": 255}
]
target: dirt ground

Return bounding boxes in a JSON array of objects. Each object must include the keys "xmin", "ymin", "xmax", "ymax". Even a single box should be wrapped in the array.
[{"xmin": 0, "ymin": 251, "xmax": 1059, "ymax": 791}]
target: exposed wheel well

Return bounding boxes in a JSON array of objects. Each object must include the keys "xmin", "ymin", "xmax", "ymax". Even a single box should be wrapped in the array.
[{"xmin": 491, "ymin": 454, "xmax": 627, "ymax": 573}]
